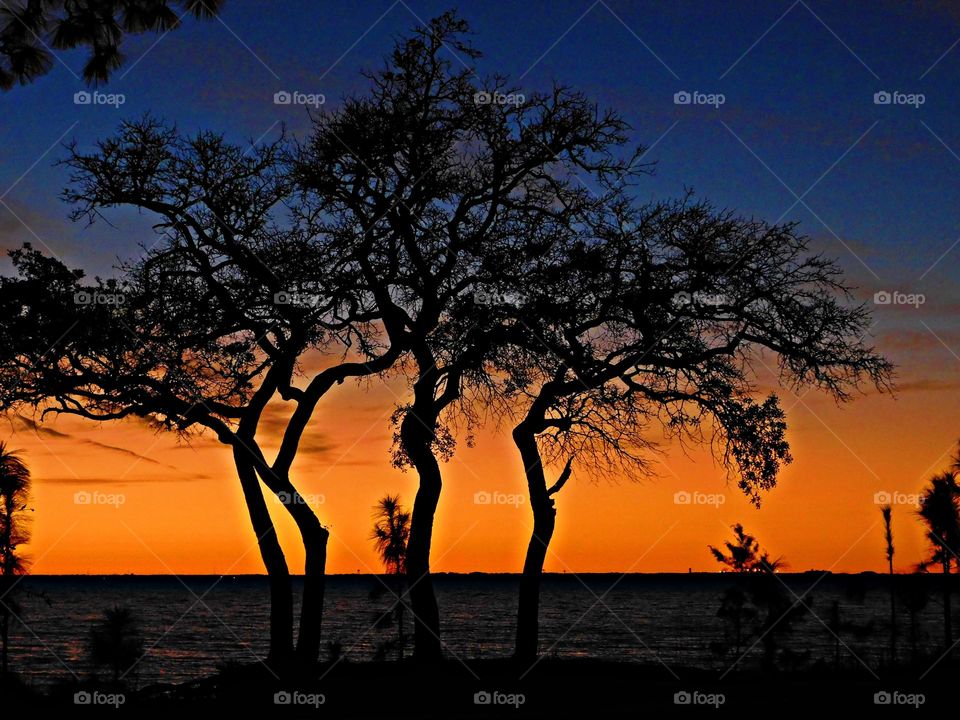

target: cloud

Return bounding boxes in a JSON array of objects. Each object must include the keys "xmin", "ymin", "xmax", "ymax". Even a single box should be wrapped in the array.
[
  {"xmin": 894, "ymin": 378, "xmax": 960, "ymax": 393},
  {"xmin": 33, "ymin": 476, "xmax": 199, "ymax": 486},
  {"xmin": 11, "ymin": 414, "xmax": 181, "ymax": 471},
  {"xmin": 256, "ymin": 403, "xmax": 340, "ymax": 458}
]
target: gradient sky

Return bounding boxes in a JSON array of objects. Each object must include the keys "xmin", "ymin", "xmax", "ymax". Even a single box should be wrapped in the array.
[{"xmin": 1, "ymin": 0, "xmax": 959, "ymax": 575}]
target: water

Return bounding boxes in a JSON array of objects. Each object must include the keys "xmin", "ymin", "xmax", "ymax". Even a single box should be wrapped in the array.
[{"xmin": 3, "ymin": 574, "xmax": 945, "ymax": 687}]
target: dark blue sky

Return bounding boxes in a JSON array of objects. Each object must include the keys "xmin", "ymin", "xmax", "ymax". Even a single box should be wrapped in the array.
[{"xmin": 1, "ymin": 0, "xmax": 958, "ymax": 352}]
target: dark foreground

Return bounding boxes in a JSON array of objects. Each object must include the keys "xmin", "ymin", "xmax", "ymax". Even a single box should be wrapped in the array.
[{"xmin": 1, "ymin": 658, "xmax": 950, "ymax": 717}]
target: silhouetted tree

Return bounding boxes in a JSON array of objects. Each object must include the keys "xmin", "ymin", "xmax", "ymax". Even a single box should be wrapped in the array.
[
  {"xmin": 292, "ymin": 11, "xmax": 648, "ymax": 660},
  {"xmin": 710, "ymin": 525, "xmax": 807, "ymax": 670},
  {"xmin": 0, "ymin": 442, "xmax": 30, "ymax": 676},
  {"xmin": 710, "ymin": 524, "xmax": 780, "ymax": 573},
  {"xmin": 0, "ymin": 10, "xmax": 894, "ymax": 673},
  {"xmin": 881, "ymin": 503, "xmax": 896, "ymax": 663},
  {"xmin": 0, "ymin": 0, "xmax": 222, "ymax": 88},
  {"xmin": 371, "ymin": 494, "xmax": 410, "ymax": 661},
  {"xmin": 88, "ymin": 605, "xmax": 144, "ymax": 683},
  {"xmin": 917, "ymin": 470, "xmax": 960, "ymax": 654},
  {"xmin": 496, "ymin": 176, "xmax": 890, "ymax": 659},
  {"xmin": 0, "ymin": 111, "xmax": 405, "ymax": 666}
]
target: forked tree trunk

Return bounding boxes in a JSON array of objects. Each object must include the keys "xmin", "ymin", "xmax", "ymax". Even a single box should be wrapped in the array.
[
  {"xmin": 280, "ymin": 495, "xmax": 329, "ymax": 665},
  {"xmin": 513, "ymin": 425, "xmax": 555, "ymax": 662},
  {"xmin": 401, "ymin": 407, "xmax": 443, "ymax": 661},
  {"xmin": 233, "ymin": 450, "xmax": 294, "ymax": 665}
]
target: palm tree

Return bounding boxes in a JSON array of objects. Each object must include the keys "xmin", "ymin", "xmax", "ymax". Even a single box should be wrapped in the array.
[
  {"xmin": 88, "ymin": 606, "xmax": 144, "ymax": 684},
  {"xmin": 709, "ymin": 524, "xmax": 784, "ymax": 573},
  {"xmin": 916, "ymin": 471, "xmax": 960, "ymax": 654},
  {"xmin": 371, "ymin": 495, "xmax": 410, "ymax": 660},
  {"xmin": 880, "ymin": 504, "xmax": 896, "ymax": 664},
  {"xmin": 710, "ymin": 524, "xmax": 797, "ymax": 669},
  {"xmin": 0, "ymin": 442, "xmax": 30, "ymax": 676}
]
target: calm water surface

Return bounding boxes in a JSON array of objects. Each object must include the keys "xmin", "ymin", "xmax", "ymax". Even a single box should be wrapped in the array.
[{"xmin": 5, "ymin": 574, "xmax": 942, "ymax": 687}]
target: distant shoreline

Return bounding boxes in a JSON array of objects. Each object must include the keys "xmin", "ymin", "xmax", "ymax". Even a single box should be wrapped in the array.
[{"xmin": 20, "ymin": 570, "xmax": 889, "ymax": 578}]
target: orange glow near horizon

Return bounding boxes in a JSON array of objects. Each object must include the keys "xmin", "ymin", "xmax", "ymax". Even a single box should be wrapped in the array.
[{"xmin": 10, "ymin": 347, "xmax": 960, "ymax": 577}]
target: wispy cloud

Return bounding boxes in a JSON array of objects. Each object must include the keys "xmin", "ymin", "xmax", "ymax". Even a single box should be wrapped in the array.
[
  {"xmin": 33, "ymin": 476, "xmax": 199, "ymax": 486},
  {"xmin": 11, "ymin": 415, "xmax": 183, "ymax": 471}
]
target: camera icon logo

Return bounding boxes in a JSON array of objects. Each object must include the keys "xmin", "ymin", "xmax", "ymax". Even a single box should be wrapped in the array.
[
  {"xmin": 874, "ymin": 691, "xmax": 891, "ymax": 705},
  {"xmin": 673, "ymin": 91, "xmax": 691, "ymax": 105},
  {"xmin": 873, "ymin": 91, "xmax": 892, "ymax": 105},
  {"xmin": 74, "ymin": 691, "xmax": 92, "ymax": 704},
  {"xmin": 474, "ymin": 691, "xmax": 492, "ymax": 705},
  {"xmin": 873, "ymin": 491, "xmax": 892, "ymax": 504},
  {"xmin": 73, "ymin": 91, "xmax": 92, "ymax": 105},
  {"xmin": 273, "ymin": 91, "xmax": 292, "ymax": 105},
  {"xmin": 274, "ymin": 690, "xmax": 292, "ymax": 704},
  {"xmin": 674, "ymin": 691, "xmax": 692, "ymax": 705}
]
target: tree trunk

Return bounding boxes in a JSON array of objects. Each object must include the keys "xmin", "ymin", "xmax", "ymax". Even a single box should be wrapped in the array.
[
  {"xmin": 513, "ymin": 425, "xmax": 555, "ymax": 663},
  {"xmin": 888, "ymin": 558, "xmax": 896, "ymax": 664},
  {"xmin": 399, "ymin": 349, "xmax": 446, "ymax": 662},
  {"xmin": 233, "ymin": 450, "xmax": 294, "ymax": 665},
  {"xmin": 403, "ymin": 436, "xmax": 443, "ymax": 662},
  {"xmin": 281, "ymin": 496, "xmax": 329, "ymax": 665}
]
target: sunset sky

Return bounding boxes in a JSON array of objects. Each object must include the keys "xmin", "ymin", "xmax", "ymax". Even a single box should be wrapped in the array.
[{"xmin": 2, "ymin": 0, "xmax": 959, "ymax": 575}]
